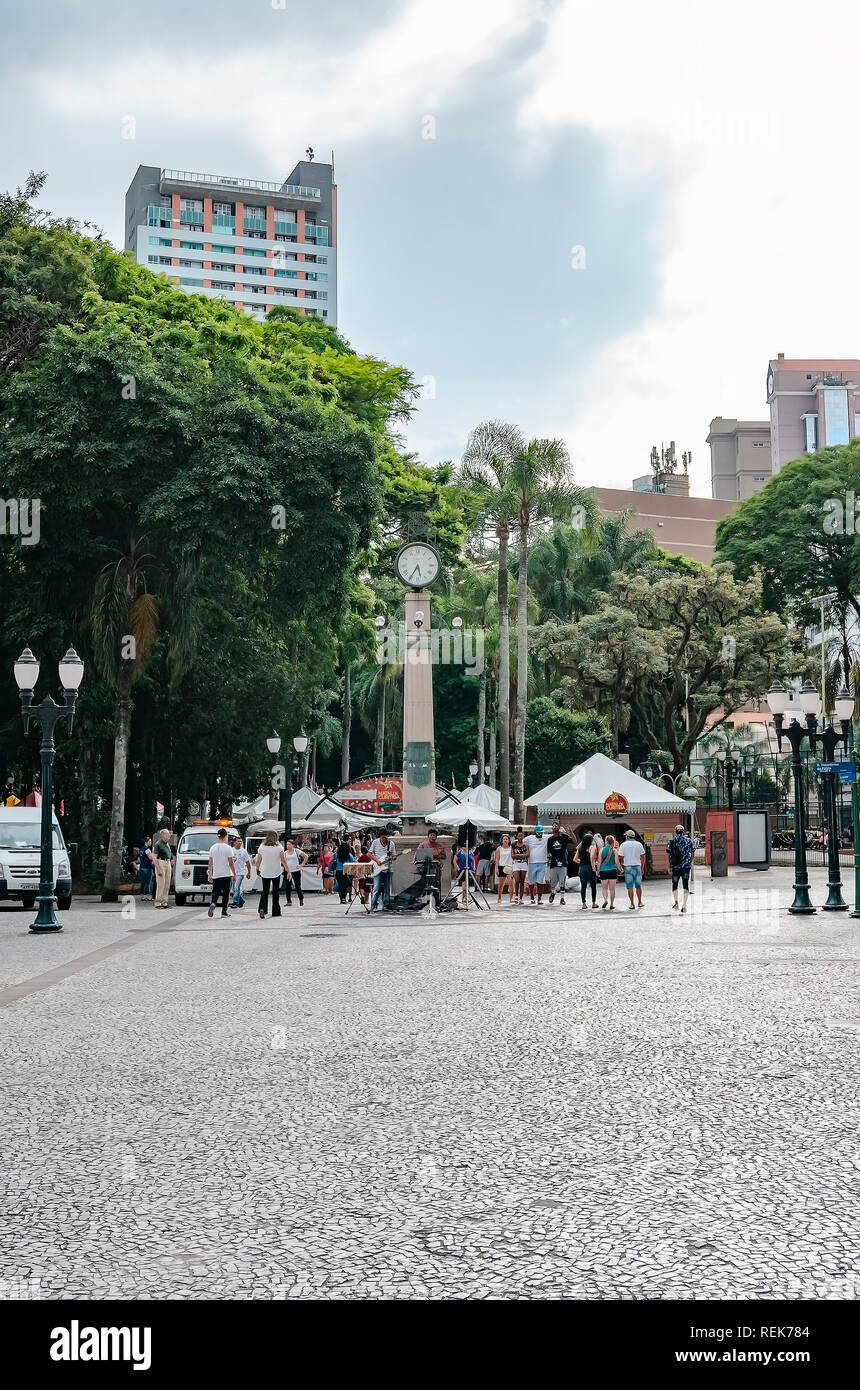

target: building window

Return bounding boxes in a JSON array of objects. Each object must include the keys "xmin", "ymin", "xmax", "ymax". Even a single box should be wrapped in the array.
[
  {"xmin": 274, "ymin": 234, "xmax": 298, "ymax": 243},
  {"xmin": 213, "ymin": 201, "xmax": 234, "ymax": 215},
  {"xmin": 243, "ymin": 205, "xmax": 265, "ymax": 217},
  {"xmin": 180, "ymin": 240, "xmax": 204, "ymax": 250},
  {"xmin": 177, "ymin": 258, "xmax": 200, "ymax": 267},
  {"xmin": 242, "ymin": 266, "xmax": 265, "ymax": 276},
  {"xmin": 210, "ymin": 244, "xmax": 234, "ymax": 254},
  {"xmin": 211, "ymin": 262, "xmax": 235, "ymax": 272},
  {"xmin": 179, "ymin": 278, "xmax": 203, "ymax": 286},
  {"xmin": 245, "ymin": 231, "xmax": 266, "ymax": 239},
  {"xmin": 803, "ymin": 415, "xmax": 818, "ymax": 453},
  {"xmin": 244, "ymin": 247, "xmax": 266, "ymax": 257},
  {"xmin": 275, "ymin": 269, "xmax": 298, "ymax": 279},
  {"xmin": 148, "ymin": 236, "xmax": 172, "ymax": 246},
  {"xmin": 148, "ymin": 255, "xmax": 173, "ymax": 265}
]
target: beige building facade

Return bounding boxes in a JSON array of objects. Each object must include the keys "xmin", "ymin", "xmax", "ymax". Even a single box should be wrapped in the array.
[
  {"xmin": 708, "ymin": 418, "xmax": 771, "ymax": 501},
  {"xmin": 589, "ymin": 487, "xmax": 735, "ymax": 564}
]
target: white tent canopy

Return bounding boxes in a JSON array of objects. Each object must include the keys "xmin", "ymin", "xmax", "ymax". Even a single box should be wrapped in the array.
[
  {"xmin": 457, "ymin": 782, "xmax": 513, "ymax": 818},
  {"xmin": 425, "ymin": 803, "xmax": 512, "ymax": 830},
  {"xmin": 525, "ymin": 753, "xmax": 690, "ymax": 816}
]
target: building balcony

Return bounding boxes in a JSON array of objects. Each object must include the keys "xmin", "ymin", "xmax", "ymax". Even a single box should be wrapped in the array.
[
  {"xmin": 274, "ymin": 222, "xmax": 298, "ymax": 236},
  {"xmin": 212, "ymin": 214, "xmax": 235, "ymax": 230},
  {"xmin": 304, "ymin": 225, "xmax": 328, "ymax": 243},
  {"xmin": 161, "ymin": 169, "xmax": 321, "ymax": 200},
  {"xmin": 179, "ymin": 208, "xmax": 204, "ymax": 224},
  {"xmin": 243, "ymin": 217, "xmax": 267, "ymax": 233},
  {"xmin": 146, "ymin": 205, "xmax": 172, "ymax": 227}
]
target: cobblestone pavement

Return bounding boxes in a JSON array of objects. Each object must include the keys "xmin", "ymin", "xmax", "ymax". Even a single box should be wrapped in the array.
[{"xmin": 1, "ymin": 867, "xmax": 858, "ymax": 1301}]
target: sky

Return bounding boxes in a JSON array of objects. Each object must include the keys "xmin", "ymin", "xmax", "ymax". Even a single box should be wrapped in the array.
[{"xmin": 3, "ymin": 0, "xmax": 860, "ymax": 496}]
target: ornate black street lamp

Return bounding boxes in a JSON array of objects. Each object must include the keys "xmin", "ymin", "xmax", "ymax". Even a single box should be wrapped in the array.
[
  {"xmin": 767, "ymin": 677, "xmax": 850, "ymax": 913},
  {"xmin": 767, "ymin": 679, "xmax": 814, "ymax": 913},
  {"xmin": 834, "ymin": 684, "xmax": 860, "ymax": 917},
  {"xmin": 13, "ymin": 646, "xmax": 85, "ymax": 933},
  {"xmin": 266, "ymin": 730, "xmax": 308, "ymax": 842},
  {"xmin": 716, "ymin": 746, "xmax": 740, "ymax": 809}
]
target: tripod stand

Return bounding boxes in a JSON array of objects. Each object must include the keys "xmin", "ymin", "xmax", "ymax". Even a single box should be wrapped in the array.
[{"xmin": 442, "ymin": 854, "xmax": 492, "ymax": 912}]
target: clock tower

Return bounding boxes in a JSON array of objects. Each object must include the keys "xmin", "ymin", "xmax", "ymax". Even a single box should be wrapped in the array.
[{"xmin": 395, "ymin": 542, "xmax": 441, "ymax": 819}]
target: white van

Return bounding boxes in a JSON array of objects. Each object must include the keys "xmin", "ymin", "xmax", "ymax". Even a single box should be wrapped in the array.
[
  {"xmin": 0, "ymin": 807, "xmax": 73, "ymax": 909},
  {"xmin": 173, "ymin": 822, "xmax": 239, "ymax": 905}
]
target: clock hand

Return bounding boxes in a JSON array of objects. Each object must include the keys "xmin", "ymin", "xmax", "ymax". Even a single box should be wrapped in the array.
[{"xmin": 410, "ymin": 565, "xmax": 421, "ymax": 580}]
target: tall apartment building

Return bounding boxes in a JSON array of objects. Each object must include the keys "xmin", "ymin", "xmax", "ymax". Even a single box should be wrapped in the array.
[
  {"xmin": 708, "ymin": 418, "xmax": 771, "ymax": 501},
  {"xmin": 767, "ymin": 355, "xmax": 860, "ymax": 472},
  {"xmin": 124, "ymin": 159, "xmax": 337, "ymax": 324}
]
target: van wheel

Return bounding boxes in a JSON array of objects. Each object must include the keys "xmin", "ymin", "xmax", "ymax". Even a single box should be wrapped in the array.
[
  {"xmin": 57, "ymin": 894, "xmax": 72, "ymax": 910},
  {"xmin": 21, "ymin": 895, "xmax": 36, "ymax": 909},
  {"xmin": 174, "ymin": 893, "xmax": 186, "ymax": 906}
]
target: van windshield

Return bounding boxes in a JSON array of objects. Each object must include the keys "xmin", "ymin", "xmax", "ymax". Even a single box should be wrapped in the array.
[
  {"xmin": 178, "ymin": 833, "xmax": 224, "ymax": 853},
  {"xmin": 0, "ymin": 824, "xmax": 63, "ymax": 850}
]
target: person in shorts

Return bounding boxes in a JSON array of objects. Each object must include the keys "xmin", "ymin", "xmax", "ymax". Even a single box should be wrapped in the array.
[
  {"xmin": 510, "ymin": 829, "xmax": 529, "ymax": 906},
  {"xmin": 524, "ymin": 825, "xmax": 549, "ymax": 904},
  {"xmin": 617, "ymin": 830, "xmax": 646, "ymax": 910},
  {"xmin": 667, "ymin": 823, "xmax": 694, "ymax": 913},
  {"xmin": 475, "ymin": 835, "xmax": 494, "ymax": 891},
  {"xmin": 598, "ymin": 835, "xmax": 619, "ymax": 910},
  {"xmin": 545, "ymin": 821, "xmax": 572, "ymax": 905}
]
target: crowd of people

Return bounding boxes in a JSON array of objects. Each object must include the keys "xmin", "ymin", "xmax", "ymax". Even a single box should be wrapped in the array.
[
  {"xmin": 131, "ymin": 819, "xmax": 696, "ymax": 917},
  {"xmin": 467, "ymin": 822, "xmax": 695, "ymax": 912}
]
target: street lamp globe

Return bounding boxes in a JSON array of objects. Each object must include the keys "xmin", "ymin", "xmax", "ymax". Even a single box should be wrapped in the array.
[
  {"xmin": 683, "ymin": 786, "xmax": 698, "ymax": 801},
  {"xmin": 374, "ymin": 614, "xmax": 386, "ymax": 629},
  {"xmin": 293, "ymin": 733, "xmax": 309, "ymax": 755},
  {"xmin": 730, "ymin": 746, "xmax": 741, "ymax": 763},
  {"xmin": 799, "ymin": 680, "xmax": 822, "ymax": 717},
  {"xmin": 766, "ymin": 679, "xmax": 788, "ymax": 716},
  {"xmin": 716, "ymin": 749, "xmax": 727, "ymax": 763},
  {"xmin": 266, "ymin": 730, "xmax": 281, "ymax": 755},
  {"xmin": 835, "ymin": 685, "xmax": 855, "ymax": 722},
  {"xmin": 13, "ymin": 647, "xmax": 40, "ymax": 691},
  {"xmin": 469, "ymin": 759, "xmax": 478, "ymax": 778},
  {"xmin": 58, "ymin": 646, "xmax": 85, "ymax": 691}
]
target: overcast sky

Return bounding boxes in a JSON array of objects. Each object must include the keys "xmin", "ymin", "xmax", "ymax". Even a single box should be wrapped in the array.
[{"xmin": 3, "ymin": 0, "xmax": 860, "ymax": 495}]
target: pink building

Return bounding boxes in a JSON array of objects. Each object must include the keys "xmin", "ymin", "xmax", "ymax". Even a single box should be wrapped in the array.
[{"xmin": 768, "ymin": 354, "xmax": 860, "ymax": 472}]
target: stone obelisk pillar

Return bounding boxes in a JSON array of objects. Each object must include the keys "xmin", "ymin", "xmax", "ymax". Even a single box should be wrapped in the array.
[{"xmin": 401, "ymin": 589, "xmax": 436, "ymax": 819}]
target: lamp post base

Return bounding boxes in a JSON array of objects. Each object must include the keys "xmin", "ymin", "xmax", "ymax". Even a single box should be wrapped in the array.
[
  {"xmin": 788, "ymin": 885, "xmax": 816, "ymax": 914},
  {"xmin": 30, "ymin": 893, "xmax": 62, "ymax": 933}
]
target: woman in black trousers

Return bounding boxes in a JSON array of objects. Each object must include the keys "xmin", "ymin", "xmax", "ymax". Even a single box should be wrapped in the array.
[{"xmin": 334, "ymin": 837, "xmax": 354, "ymax": 904}]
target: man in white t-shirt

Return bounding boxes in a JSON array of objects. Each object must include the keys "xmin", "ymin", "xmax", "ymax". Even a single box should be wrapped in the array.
[
  {"xmin": 207, "ymin": 829, "xmax": 236, "ymax": 918},
  {"xmin": 524, "ymin": 825, "xmax": 550, "ymax": 905},
  {"xmin": 616, "ymin": 830, "xmax": 646, "ymax": 910},
  {"xmin": 370, "ymin": 832, "xmax": 395, "ymax": 911}
]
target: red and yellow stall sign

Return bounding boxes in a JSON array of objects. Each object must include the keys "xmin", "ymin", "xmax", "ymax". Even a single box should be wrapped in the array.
[{"xmin": 603, "ymin": 791, "xmax": 630, "ymax": 815}]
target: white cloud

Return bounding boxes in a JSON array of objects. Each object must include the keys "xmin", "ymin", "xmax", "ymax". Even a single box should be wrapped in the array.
[
  {"xmin": 518, "ymin": 0, "xmax": 860, "ymax": 492},
  {"xmin": 34, "ymin": 0, "xmax": 534, "ymax": 164}
]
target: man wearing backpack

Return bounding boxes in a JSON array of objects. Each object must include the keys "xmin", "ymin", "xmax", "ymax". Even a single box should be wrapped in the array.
[{"xmin": 667, "ymin": 823, "xmax": 694, "ymax": 914}]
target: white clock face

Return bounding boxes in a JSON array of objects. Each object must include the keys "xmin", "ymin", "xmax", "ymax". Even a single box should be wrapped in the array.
[{"xmin": 396, "ymin": 543, "xmax": 440, "ymax": 588}]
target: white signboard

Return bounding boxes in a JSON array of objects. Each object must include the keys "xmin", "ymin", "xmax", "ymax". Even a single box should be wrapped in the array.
[{"xmin": 735, "ymin": 810, "xmax": 769, "ymax": 867}]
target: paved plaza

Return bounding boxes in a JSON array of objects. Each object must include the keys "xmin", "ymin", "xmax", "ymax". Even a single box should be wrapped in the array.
[{"xmin": 1, "ymin": 866, "xmax": 858, "ymax": 1301}]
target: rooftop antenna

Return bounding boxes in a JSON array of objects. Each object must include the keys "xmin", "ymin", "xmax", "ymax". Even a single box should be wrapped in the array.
[
  {"xmin": 330, "ymin": 148, "xmax": 335, "ymax": 179},
  {"xmin": 305, "ymin": 145, "xmax": 315, "ymax": 162}
]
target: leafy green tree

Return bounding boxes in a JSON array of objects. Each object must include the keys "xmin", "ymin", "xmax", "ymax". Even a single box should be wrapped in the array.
[
  {"xmin": 525, "ymin": 698, "xmax": 611, "ymax": 792},
  {"xmin": 534, "ymin": 566, "xmax": 786, "ymax": 776}
]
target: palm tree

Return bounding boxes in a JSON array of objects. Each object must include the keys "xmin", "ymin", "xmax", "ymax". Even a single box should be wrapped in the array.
[
  {"xmin": 90, "ymin": 538, "xmax": 198, "ymax": 901},
  {"xmin": 352, "ymin": 655, "xmax": 403, "ymax": 771},
  {"xmin": 447, "ymin": 567, "xmax": 497, "ymax": 777},
  {"xmin": 459, "ymin": 422, "xmax": 521, "ymax": 819},
  {"xmin": 508, "ymin": 432, "xmax": 583, "ymax": 820}
]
